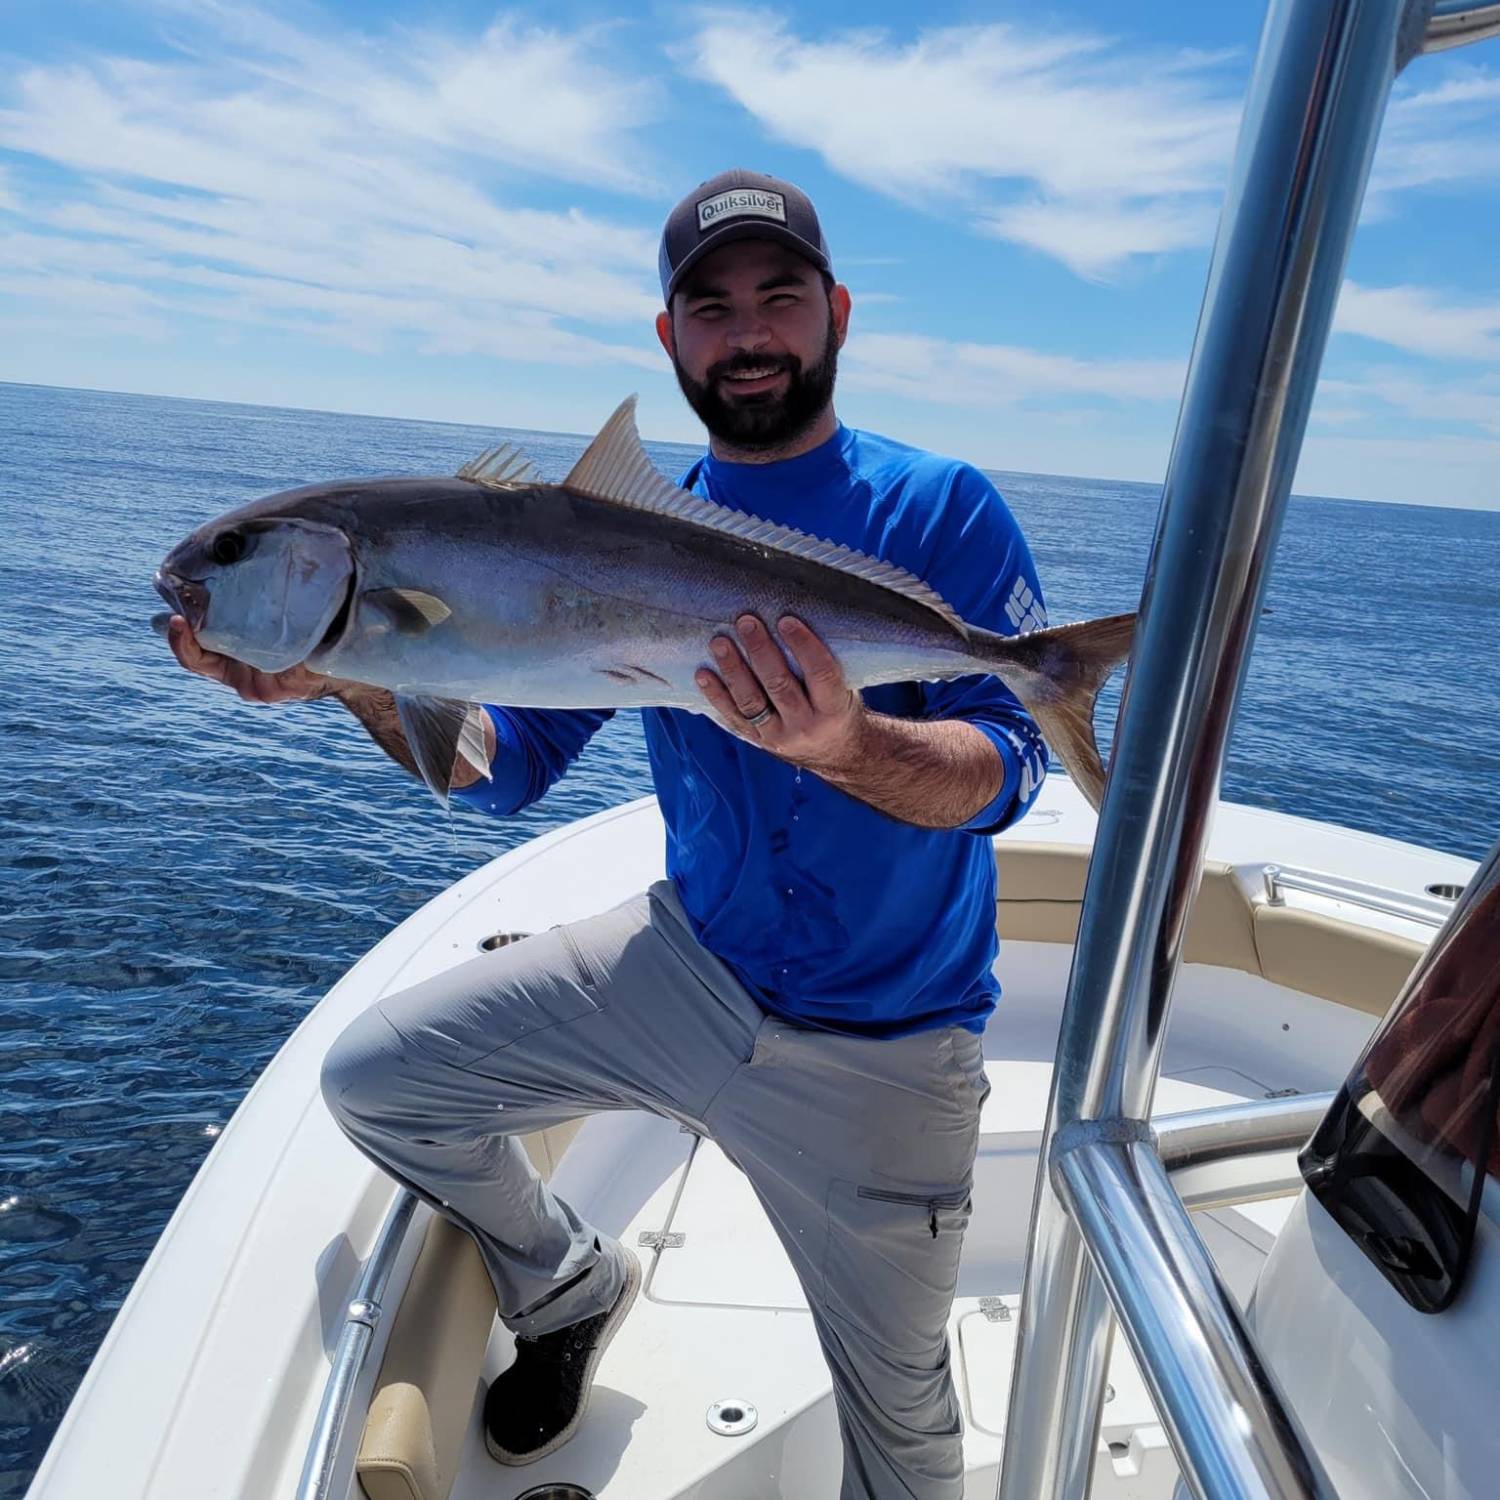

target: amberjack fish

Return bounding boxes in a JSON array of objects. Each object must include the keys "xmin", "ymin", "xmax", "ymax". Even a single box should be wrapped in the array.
[{"xmin": 156, "ymin": 398, "xmax": 1134, "ymax": 807}]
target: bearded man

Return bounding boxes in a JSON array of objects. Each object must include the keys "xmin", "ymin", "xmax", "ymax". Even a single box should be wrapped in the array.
[{"xmin": 171, "ymin": 168, "xmax": 1050, "ymax": 1498}]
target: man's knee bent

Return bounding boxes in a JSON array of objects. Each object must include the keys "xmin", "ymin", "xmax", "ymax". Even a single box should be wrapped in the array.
[{"xmin": 319, "ymin": 1004, "xmax": 408, "ymax": 1134}]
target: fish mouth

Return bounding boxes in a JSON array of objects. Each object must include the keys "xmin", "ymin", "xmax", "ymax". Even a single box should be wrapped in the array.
[{"xmin": 154, "ymin": 569, "xmax": 208, "ymax": 632}]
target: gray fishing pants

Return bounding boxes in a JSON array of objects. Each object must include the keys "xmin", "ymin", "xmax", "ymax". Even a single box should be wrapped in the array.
[{"xmin": 320, "ymin": 880, "xmax": 989, "ymax": 1500}]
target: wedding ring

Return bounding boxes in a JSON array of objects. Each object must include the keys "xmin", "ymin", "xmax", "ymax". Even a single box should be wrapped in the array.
[{"xmin": 744, "ymin": 702, "xmax": 776, "ymax": 728}]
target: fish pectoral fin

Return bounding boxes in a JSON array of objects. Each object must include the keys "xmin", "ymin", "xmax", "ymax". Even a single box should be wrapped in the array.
[
  {"xmin": 394, "ymin": 695, "xmax": 492, "ymax": 806},
  {"xmin": 457, "ymin": 441, "xmax": 542, "ymax": 489},
  {"xmin": 363, "ymin": 587, "xmax": 452, "ymax": 634}
]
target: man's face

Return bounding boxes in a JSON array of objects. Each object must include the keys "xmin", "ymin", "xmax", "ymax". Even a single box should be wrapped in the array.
[{"xmin": 656, "ymin": 240, "xmax": 851, "ymax": 451}]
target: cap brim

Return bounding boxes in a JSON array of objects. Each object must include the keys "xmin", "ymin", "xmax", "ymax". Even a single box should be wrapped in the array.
[{"xmin": 665, "ymin": 221, "xmax": 831, "ymax": 302}]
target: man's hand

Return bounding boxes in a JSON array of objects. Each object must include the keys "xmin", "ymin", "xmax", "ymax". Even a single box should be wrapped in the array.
[
  {"xmin": 166, "ymin": 615, "xmax": 354, "ymax": 704},
  {"xmin": 696, "ymin": 614, "xmax": 869, "ymax": 772},
  {"xmin": 166, "ymin": 614, "xmax": 493, "ymax": 785},
  {"xmin": 698, "ymin": 610, "xmax": 1008, "ymax": 829}
]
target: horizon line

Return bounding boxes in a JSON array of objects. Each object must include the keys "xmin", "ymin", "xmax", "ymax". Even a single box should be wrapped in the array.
[{"xmin": 2, "ymin": 377, "xmax": 1490, "ymax": 518}]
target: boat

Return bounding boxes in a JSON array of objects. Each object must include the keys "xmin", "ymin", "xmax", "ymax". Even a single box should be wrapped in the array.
[
  {"xmin": 22, "ymin": 2, "xmax": 1500, "ymax": 1497},
  {"xmin": 16, "ymin": 777, "xmax": 1480, "ymax": 1500}
]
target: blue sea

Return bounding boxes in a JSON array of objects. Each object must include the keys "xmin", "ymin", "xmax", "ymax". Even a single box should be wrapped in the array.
[{"xmin": 2, "ymin": 378, "xmax": 1498, "ymax": 1493}]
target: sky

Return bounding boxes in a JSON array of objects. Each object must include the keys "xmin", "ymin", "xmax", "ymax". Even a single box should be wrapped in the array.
[{"xmin": 3, "ymin": 0, "xmax": 1500, "ymax": 507}]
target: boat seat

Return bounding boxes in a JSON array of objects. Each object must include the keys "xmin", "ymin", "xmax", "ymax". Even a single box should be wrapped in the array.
[
  {"xmin": 995, "ymin": 840, "xmax": 1422, "ymax": 1015},
  {"xmin": 996, "ymin": 841, "xmax": 1262, "ymax": 974},
  {"xmin": 1252, "ymin": 904, "xmax": 1420, "ymax": 1017},
  {"xmin": 354, "ymin": 1120, "xmax": 584, "ymax": 1500}
]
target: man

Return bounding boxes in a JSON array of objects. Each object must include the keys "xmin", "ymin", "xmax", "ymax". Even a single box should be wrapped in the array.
[{"xmin": 169, "ymin": 168, "xmax": 1049, "ymax": 1498}]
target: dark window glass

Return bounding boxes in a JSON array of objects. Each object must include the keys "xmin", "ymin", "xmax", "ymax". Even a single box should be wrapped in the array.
[{"xmin": 1300, "ymin": 875, "xmax": 1500, "ymax": 1314}]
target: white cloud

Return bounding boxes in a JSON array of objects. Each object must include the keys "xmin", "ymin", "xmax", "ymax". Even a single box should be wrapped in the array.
[
  {"xmin": 1317, "ymin": 368, "xmax": 1500, "ymax": 437},
  {"xmin": 684, "ymin": 15, "xmax": 1500, "ymax": 283},
  {"xmin": 982, "ymin": 198, "xmax": 1216, "ymax": 280},
  {"xmin": 0, "ymin": 5, "xmax": 665, "ymax": 367},
  {"xmin": 844, "ymin": 330, "xmax": 1185, "ymax": 407},
  {"xmin": 1335, "ymin": 280, "xmax": 1500, "ymax": 362},
  {"xmin": 1372, "ymin": 66, "xmax": 1500, "ymax": 200},
  {"xmin": 682, "ymin": 11, "xmax": 1239, "ymax": 277}
]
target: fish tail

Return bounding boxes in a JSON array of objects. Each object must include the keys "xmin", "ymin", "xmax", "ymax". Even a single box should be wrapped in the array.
[{"xmin": 968, "ymin": 612, "xmax": 1136, "ymax": 811}]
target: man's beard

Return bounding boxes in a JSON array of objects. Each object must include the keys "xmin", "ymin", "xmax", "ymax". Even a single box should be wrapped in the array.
[{"xmin": 672, "ymin": 308, "xmax": 838, "ymax": 452}]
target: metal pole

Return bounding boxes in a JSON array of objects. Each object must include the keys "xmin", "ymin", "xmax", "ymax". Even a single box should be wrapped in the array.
[
  {"xmin": 1425, "ymin": 0, "xmax": 1500, "ymax": 50},
  {"xmin": 297, "ymin": 1189, "xmax": 418, "ymax": 1500},
  {"xmin": 997, "ymin": 3, "xmax": 1431, "ymax": 1497},
  {"xmin": 1154, "ymin": 1094, "xmax": 1334, "ymax": 1175},
  {"xmin": 1157, "ymin": 1093, "xmax": 1333, "ymax": 1211},
  {"xmin": 1054, "ymin": 1142, "xmax": 1337, "ymax": 1500}
]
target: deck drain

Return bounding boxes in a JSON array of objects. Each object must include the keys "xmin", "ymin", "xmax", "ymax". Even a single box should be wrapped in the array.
[
  {"xmin": 707, "ymin": 1398, "xmax": 758, "ymax": 1436},
  {"xmin": 1426, "ymin": 882, "xmax": 1464, "ymax": 901},
  {"xmin": 517, "ymin": 1486, "xmax": 596, "ymax": 1500},
  {"xmin": 479, "ymin": 931, "xmax": 532, "ymax": 953}
]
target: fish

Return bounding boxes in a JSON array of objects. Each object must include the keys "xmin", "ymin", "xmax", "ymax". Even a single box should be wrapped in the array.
[{"xmin": 156, "ymin": 397, "xmax": 1135, "ymax": 808}]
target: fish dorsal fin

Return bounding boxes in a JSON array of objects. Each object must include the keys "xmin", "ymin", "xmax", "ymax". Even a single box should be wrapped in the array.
[
  {"xmin": 564, "ymin": 397, "xmax": 964, "ymax": 631},
  {"xmin": 458, "ymin": 441, "xmax": 541, "ymax": 489}
]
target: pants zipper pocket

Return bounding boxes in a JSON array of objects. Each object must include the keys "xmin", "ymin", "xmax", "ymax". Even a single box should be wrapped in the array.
[{"xmin": 857, "ymin": 1186, "xmax": 971, "ymax": 1239}]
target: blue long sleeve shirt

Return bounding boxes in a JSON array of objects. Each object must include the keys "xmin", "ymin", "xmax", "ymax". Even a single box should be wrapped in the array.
[{"xmin": 452, "ymin": 423, "xmax": 1049, "ymax": 1038}]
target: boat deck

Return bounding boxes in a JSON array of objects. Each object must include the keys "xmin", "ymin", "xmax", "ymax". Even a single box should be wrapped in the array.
[
  {"xmin": 22, "ymin": 780, "xmax": 1477, "ymax": 1500},
  {"xmin": 448, "ymin": 930, "xmax": 1371, "ymax": 1500}
]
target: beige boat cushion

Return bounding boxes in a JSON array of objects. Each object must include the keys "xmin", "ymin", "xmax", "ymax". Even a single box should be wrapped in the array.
[
  {"xmin": 995, "ymin": 842, "xmax": 1261, "ymax": 977},
  {"xmin": 995, "ymin": 840, "xmax": 1092, "ymax": 903},
  {"xmin": 1253, "ymin": 904, "xmax": 1422, "ymax": 1017},
  {"xmin": 355, "ymin": 1121, "xmax": 583, "ymax": 1500},
  {"xmin": 994, "ymin": 839, "xmax": 1425, "ymax": 1015}
]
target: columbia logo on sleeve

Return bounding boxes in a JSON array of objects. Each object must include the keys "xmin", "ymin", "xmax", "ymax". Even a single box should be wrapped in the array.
[{"xmin": 1004, "ymin": 576, "xmax": 1048, "ymax": 635}]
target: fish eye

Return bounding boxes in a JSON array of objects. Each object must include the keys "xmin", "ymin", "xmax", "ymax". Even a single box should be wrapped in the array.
[{"xmin": 210, "ymin": 530, "xmax": 247, "ymax": 565}]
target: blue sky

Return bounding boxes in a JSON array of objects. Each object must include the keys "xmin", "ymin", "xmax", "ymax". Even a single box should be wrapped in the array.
[{"xmin": 3, "ymin": 1, "xmax": 1500, "ymax": 507}]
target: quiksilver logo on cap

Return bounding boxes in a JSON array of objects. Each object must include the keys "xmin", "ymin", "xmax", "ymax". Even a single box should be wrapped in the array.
[{"xmin": 697, "ymin": 188, "xmax": 787, "ymax": 233}]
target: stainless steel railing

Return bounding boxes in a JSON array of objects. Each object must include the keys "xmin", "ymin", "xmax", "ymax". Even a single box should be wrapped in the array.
[
  {"xmin": 996, "ymin": 2, "xmax": 1500, "ymax": 1499},
  {"xmin": 1158, "ymin": 1093, "xmax": 1334, "ymax": 1211},
  {"xmin": 1260, "ymin": 865, "xmax": 1456, "ymax": 929},
  {"xmin": 1425, "ymin": 0, "xmax": 1500, "ymax": 49},
  {"xmin": 296, "ymin": 1188, "xmax": 418, "ymax": 1500}
]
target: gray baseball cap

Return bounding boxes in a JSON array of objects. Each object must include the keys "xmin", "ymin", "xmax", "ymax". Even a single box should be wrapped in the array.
[{"xmin": 659, "ymin": 168, "xmax": 832, "ymax": 303}]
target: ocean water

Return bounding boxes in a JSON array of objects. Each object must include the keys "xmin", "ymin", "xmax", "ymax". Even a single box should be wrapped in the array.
[{"xmin": 2, "ymin": 378, "xmax": 1498, "ymax": 1493}]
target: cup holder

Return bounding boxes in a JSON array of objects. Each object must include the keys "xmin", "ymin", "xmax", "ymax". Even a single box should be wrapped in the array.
[
  {"xmin": 706, "ymin": 1397, "xmax": 758, "ymax": 1435},
  {"xmin": 479, "ymin": 931, "xmax": 532, "ymax": 953}
]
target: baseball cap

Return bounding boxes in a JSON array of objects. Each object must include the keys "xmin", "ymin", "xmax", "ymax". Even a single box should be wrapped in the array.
[{"xmin": 659, "ymin": 168, "xmax": 832, "ymax": 304}]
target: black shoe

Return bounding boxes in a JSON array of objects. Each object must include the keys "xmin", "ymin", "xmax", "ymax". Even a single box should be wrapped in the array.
[{"xmin": 484, "ymin": 1248, "xmax": 642, "ymax": 1465}]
